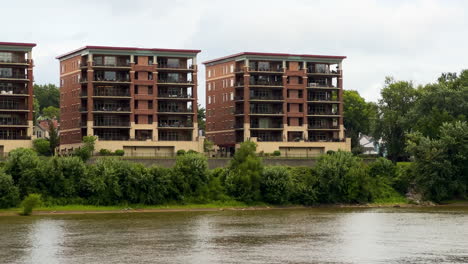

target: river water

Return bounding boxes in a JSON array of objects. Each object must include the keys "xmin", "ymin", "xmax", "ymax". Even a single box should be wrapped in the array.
[{"xmin": 1, "ymin": 207, "xmax": 468, "ymax": 264}]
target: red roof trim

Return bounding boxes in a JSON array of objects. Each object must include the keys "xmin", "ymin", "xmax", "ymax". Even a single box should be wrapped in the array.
[
  {"xmin": 202, "ymin": 52, "xmax": 346, "ymax": 64},
  {"xmin": 56, "ymin": 45, "xmax": 201, "ymax": 59},
  {"xmin": 0, "ymin": 42, "xmax": 36, "ymax": 47}
]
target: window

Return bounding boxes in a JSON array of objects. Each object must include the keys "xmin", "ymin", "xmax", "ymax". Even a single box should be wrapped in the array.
[
  {"xmin": 230, "ymin": 64, "xmax": 234, "ymax": 73},
  {"xmin": 208, "ymin": 96, "xmax": 211, "ymax": 104},
  {"xmin": 208, "ymin": 83, "xmax": 211, "ymax": 91},
  {"xmin": 230, "ymin": 79, "xmax": 234, "ymax": 87},
  {"xmin": 104, "ymin": 56, "xmax": 116, "ymax": 66},
  {"xmin": 135, "ymin": 86, "xmax": 139, "ymax": 94},
  {"xmin": 148, "ymin": 87, "xmax": 153, "ymax": 94},
  {"xmin": 230, "ymin": 92, "xmax": 234, "ymax": 101},
  {"xmin": 148, "ymin": 100, "xmax": 153, "ymax": 109},
  {"xmin": 135, "ymin": 100, "xmax": 139, "ymax": 109},
  {"xmin": 61, "ymin": 65, "xmax": 65, "ymax": 73},
  {"xmin": 61, "ymin": 79, "xmax": 64, "ymax": 86},
  {"xmin": 208, "ymin": 70, "xmax": 211, "ymax": 77},
  {"xmin": 148, "ymin": 115, "xmax": 153, "ymax": 124}
]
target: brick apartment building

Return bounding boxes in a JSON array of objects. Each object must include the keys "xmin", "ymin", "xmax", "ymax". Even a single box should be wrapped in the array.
[
  {"xmin": 0, "ymin": 42, "xmax": 36, "ymax": 155},
  {"xmin": 56, "ymin": 46, "xmax": 203, "ymax": 156},
  {"xmin": 203, "ymin": 52, "xmax": 351, "ymax": 157}
]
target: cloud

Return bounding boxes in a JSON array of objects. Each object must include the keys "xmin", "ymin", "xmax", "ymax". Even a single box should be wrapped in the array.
[{"xmin": 1, "ymin": 0, "xmax": 467, "ymax": 105}]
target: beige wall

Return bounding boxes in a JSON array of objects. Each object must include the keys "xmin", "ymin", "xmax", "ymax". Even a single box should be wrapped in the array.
[
  {"xmin": 0, "ymin": 140, "xmax": 33, "ymax": 154},
  {"xmin": 236, "ymin": 137, "xmax": 351, "ymax": 154}
]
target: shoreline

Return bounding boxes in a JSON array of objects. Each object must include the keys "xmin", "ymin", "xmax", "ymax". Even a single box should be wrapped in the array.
[{"xmin": 0, "ymin": 202, "xmax": 456, "ymax": 217}]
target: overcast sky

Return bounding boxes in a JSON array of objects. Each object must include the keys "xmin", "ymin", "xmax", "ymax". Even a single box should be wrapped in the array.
[{"xmin": 2, "ymin": 0, "xmax": 467, "ymax": 106}]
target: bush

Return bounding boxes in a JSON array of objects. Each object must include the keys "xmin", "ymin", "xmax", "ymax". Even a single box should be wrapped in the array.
[
  {"xmin": 176, "ymin": 149, "xmax": 186, "ymax": 156},
  {"xmin": 4, "ymin": 148, "xmax": 41, "ymax": 197},
  {"xmin": 99, "ymin": 149, "xmax": 112, "ymax": 156},
  {"xmin": 272, "ymin": 150, "xmax": 281, "ymax": 156},
  {"xmin": 187, "ymin": 150, "xmax": 198, "ymax": 154},
  {"xmin": 289, "ymin": 167, "xmax": 319, "ymax": 205},
  {"xmin": 225, "ymin": 141, "xmax": 263, "ymax": 202},
  {"xmin": 39, "ymin": 157, "xmax": 86, "ymax": 199},
  {"xmin": 261, "ymin": 166, "xmax": 292, "ymax": 204},
  {"xmin": 114, "ymin": 150, "xmax": 125, "ymax": 156},
  {"xmin": 393, "ymin": 162, "xmax": 414, "ymax": 194},
  {"xmin": 368, "ymin": 158, "xmax": 396, "ymax": 183},
  {"xmin": 21, "ymin": 193, "xmax": 42, "ymax": 216},
  {"xmin": 172, "ymin": 153, "xmax": 209, "ymax": 200},
  {"xmin": 33, "ymin": 138, "xmax": 51, "ymax": 156},
  {"xmin": 73, "ymin": 136, "xmax": 97, "ymax": 161},
  {"xmin": 0, "ymin": 171, "xmax": 19, "ymax": 208},
  {"xmin": 326, "ymin": 150, "xmax": 335, "ymax": 155}
]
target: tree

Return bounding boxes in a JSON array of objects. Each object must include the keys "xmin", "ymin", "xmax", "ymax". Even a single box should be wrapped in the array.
[
  {"xmin": 203, "ymin": 138, "xmax": 214, "ymax": 153},
  {"xmin": 48, "ymin": 120, "xmax": 59, "ymax": 155},
  {"xmin": 73, "ymin": 136, "xmax": 97, "ymax": 161},
  {"xmin": 197, "ymin": 104, "xmax": 206, "ymax": 133},
  {"xmin": 224, "ymin": 141, "xmax": 263, "ymax": 202},
  {"xmin": 0, "ymin": 172, "xmax": 20, "ymax": 208},
  {"xmin": 261, "ymin": 166, "xmax": 293, "ymax": 204},
  {"xmin": 42, "ymin": 106, "xmax": 60, "ymax": 120},
  {"xmin": 374, "ymin": 77, "xmax": 418, "ymax": 162},
  {"xmin": 406, "ymin": 121, "xmax": 468, "ymax": 202},
  {"xmin": 33, "ymin": 98, "xmax": 40, "ymax": 124},
  {"xmin": 33, "ymin": 138, "xmax": 51, "ymax": 156},
  {"xmin": 343, "ymin": 90, "xmax": 377, "ymax": 154},
  {"xmin": 34, "ymin": 84, "xmax": 60, "ymax": 111},
  {"xmin": 172, "ymin": 153, "xmax": 209, "ymax": 200}
]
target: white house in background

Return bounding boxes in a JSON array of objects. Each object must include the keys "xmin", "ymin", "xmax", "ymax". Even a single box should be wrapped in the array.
[
  {"xmin": 33, "ymin": 118, "xmax": 59, "ymax": 139},
  {"xmin": 359, "ymin": 134, "xmax": 383, "ymax": 155}
]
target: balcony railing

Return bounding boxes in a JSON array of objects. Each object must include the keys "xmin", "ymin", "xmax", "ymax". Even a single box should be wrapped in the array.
[
  {"xmin": 93, "ymin": 89, "xmax": 130, "ymax": 97},
  {"xmin": 308, "ymin": 137, "xmax": 344, "ymax": 142},
  {"xmin": 158, "ymin": 108, "xmax": 192, "ymax": 113},
  {"xmin": 0, "ymin": 73, "xmax": 28, "ymax": 79},
  {"xmin": 254, "ymin": 136, "xmax": 282, "ymax": 142},
  {"xmin": 251, "ymin": 124, "xmax": 283, "ymax": 129},
  {"xmin": 0, "ymin": 102, "xmax": 26, "ymax": 110},
  {"xmin": 94, "ymin": 76, "xmax": 130, "ymax": 82},
  {"xmin": 96, "ymin": 135, "xmax": 130, "ymax": 141},
  {"xmin": 250, "ymin": 109, "xmax": 283, "ymax": 114},
  {"xmin": 0, "ymin": 119, "xmax": 27, "ymax": 125},
  {"xmin": 158, "ymin": 64, "xmax": 194, "ymax": 70},
  {"xmin": 158, "ymin": 121, "xmax": 193, "ymax": 128},
  {"xmin": 308, "ymin": 124, "xmax": 339, "ymax": 129},
  {"xmin": 158, "ymin": 79, "xmax": 193, "ymax": 84},
  {"xmin": 234, "ymin": 109, "xmax": 244, "ymax": 114},
  {"xmin": 250, "ymin": 67, "xmax": 283, "ymax": 72},
  {"xmin": 0, "ymin": 58, "xmax": 27, "ymax": 64},
  {"xmin": 250, "ymin": 80, "xmax": 283, "ymax": 86},
  {"xmin": 307, "ymin": 97, "xmax": 337, "ymax": 101},
  {"xmin": 308, "ymin": 110, "xmax": 339, "ymax": 115},
  {"xmin": 307, "ymin": 83, "xmax": 336, "ymax": 88},
  {"xmin": 159, "ymin": 136, "xmax": 192, "ymax": 141},
  {"xmin": 158, "ymin": 94, "xmax": 192, "ymax": 99},
  {"xmin": 93, "ymin": 106, "xmax": 131, "ymax": 112},
  {"xmin": 250, "ymin": 95, "xmax": 283, "ymax": 100},
  {"xmin": 0, "ymin": 89, "xmax": 27, "ymax": 95},
  {"xmin": 0, "ymin": 134, "xmax": 31, "ymax": 140},
  {"xmin": 93, "ymin": 62, "xmax": 130, "ymax": 67},
  {"xmin": 94, "ymin": 120, "xmax": 130, "ymax": 127},
  {"xmin": 307, "ymin": 68, "xmax": 341, "ymax": 75}
]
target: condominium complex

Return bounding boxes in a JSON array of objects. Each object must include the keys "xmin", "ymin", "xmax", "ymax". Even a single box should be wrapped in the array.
[
  {"xmin": 0, "ymin": 42, "xmax": 36, "ymax": 155},
  {"xmin": 56, "ymin": 46, "xmax": 203, "ymax": 156},
  {"xmin": 203, "ymin": 52, "xmax": 351, "ymax": 157}
]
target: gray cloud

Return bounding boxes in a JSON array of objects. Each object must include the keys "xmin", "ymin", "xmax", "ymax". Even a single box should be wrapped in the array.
[{"xmin": 1, "ymin": 0, "xmax": 466, "ymax": 106}]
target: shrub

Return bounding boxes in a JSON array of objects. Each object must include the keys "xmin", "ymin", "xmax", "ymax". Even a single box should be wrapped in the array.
[
  {"xmin": 99, "ymin": 149, "xmax": 112, "ymax": 156},
  {"xmin": 0, "ymin": 171, "xmax": 19, "ymax": 208},
  {"xmin": 73, "ymin": 136, "xmax": 97, "ymax": 161},
  {"xmin": 33, "ymin": 138, "xmax": 51, "ymax": 156},
  {"xmin": 289, "ymin": 167, "xmax": 319, "ymax": 205},
  {"xmin": 225, "ymin": 141, "xmax": 263, "ymax": 202},
  {"xmin": 4, "ymin": 148, "xmax": 40, "ymax": 183},
  {"xmin": 176, "ymin": 149, "xmax": 186, "ymax": 156},
  {"xmin": 393, "ymin": 162, "xmax": 414, "ymax": 194},
  {"xmin": 172, "ymin": 153, "xmax": 209, "ymax": 200},
  {"xmin": 368, "ymin": 157, "xmax": 396, "ymax": 183},
  {"xmin": 261, "ymin": 166, "xmax": 292, "ymax": 204},
  {"xmin": 144, "ymin": 166, "xmax": 173, "ymax": 204},
  {"xmin": 39, "ymin": 157, "xmax": 86, "ymax": 199},
  {"xmin": 21, "ymin": 193, "xmax": 42, "ymax": 216},
  {"xmin": 114, "ymin": 150, "xmax": 125, "ymax": 156},
  {"xmin": 272, "ymin": 150, "xmax": 281, "ymax": 156},
  {"xmin": 187, "ymin": 150, "xmax": 198, "ymax": 154},
  {"xmin": 326, "ymin": 150, "xmax": 335, "ymax": 155}
]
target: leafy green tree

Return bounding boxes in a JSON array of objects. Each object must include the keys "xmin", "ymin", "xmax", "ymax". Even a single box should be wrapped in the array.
[
  {"xmin": 261, "ymin": 166, "xmax": 292, "ymax": 204},
  {"xmin": 33, "ymin": 138, "xmax": 51, "ymax": 156},
  {"xmin": 225, "ymin": 141, "xmax": 263, "ymax": 202},
  {"xmin": 4, "ymin": 148, "xmax": 40, "ymax": 184},
  {"xmin": 42, "ymin": 106, "xmax": 60, "ymax": 120},
  {"xmin": 34, "ymin": 84, "xmax": 60, "ymax": 111},
  {"xmin": 406, "ymin": 121, "xmax": 468, "ymax": 202},
  {"xmin": 343, "ymin": 90, "xmax": 377, "ymax": 154},
  {"xmin": 203, "ymin": 138, "xmax": 214, "ymax": 153},
  {"xmin": 144, "ymin": 166, "xmax": 173, "ymax": 204},
  {"xmin": 374, "ymin": 77, "xmax": 418, "ymax": 162},
  {"xmin": 21, "ymin": 193, "xmax": 42, "ymax": 216},
  {"xmin": 172, "ymin": 153, "xmax": 209, "ymax": 200},
  {"xmin": 33, "ymin": 98, "xmax": 40, "ymax": 124},
  {"xmin": 197, "ymin": 104, "xmax": 206, "ymax": 133},
  {"xmin": 73, "ymin": 136, "xmax": 97, "ymax": 161},
  {"xmin": 39, "ymin": 157, "xmax": 86, "ymax": 199},
  {"xmin": 48, "ymin": 120, "xmax": 59, "ymax": 156},
  {"xmin": 0, "ymin": 171, "xmax": 20, "ymax": 208},
  {"xmin": 289, "ymin": 167, "xmax": 320, "ymax": 205}
]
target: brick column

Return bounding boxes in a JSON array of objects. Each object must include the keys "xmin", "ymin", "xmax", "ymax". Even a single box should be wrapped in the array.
[
  {"xmin": 338, "ymin": 63, "xmax": 344, "ymax": 139},
  {"xmin": 192, "ymin": 63, "xmax": 198, "ymax": 140},
  {"xmin": 243, "ymin": 60, "xmax": 250, "ymax": 140}
]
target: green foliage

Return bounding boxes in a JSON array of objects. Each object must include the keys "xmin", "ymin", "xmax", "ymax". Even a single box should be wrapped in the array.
[
  {"xmin": 368, "ymin": 158, "xmax": 396, "ymax": 181},
  {"xmin": 39, "ymin": 157, "xmax": 86, "ymax": 199},
  {"xmin": 99, "ymin": 149, "xmax": 113, "ymax": 156},
  {"xmin": 176, "ymin": 149, "xmax": 186, "ymax": 156},
  {"xmin": 187, "ymin": 150, "xmax": 198, "ymax": 154},
  {"xmin": 261, "ymin": 166, "xmax": 292, "ymax": 204},
  {"xmin": 272, "ymin": 150, "xmax": 281, "ymax": 156},
  {"xmin": 114, "ymin": 150, "xmax": 125, "ymax": 156},
  {"xmin": 73, "ymin": 136, "xmax": 97, "ymax": 161},
  {"xmin": 289, "ymin": 167, "xmax": 319, "ymax": 205},
  {"xmin": 343, "ymin": 90, "xmax": 378, "ymax": 153},
  {"xmin": 42, "ymin": 106, "xmax": 60, "ymax": 120},
  {"xmin": 374, "ymin": 77, "xmax": 418, "ymax": 162},
  {"xmin": 0, "ymin": 171, "xmax": 19, "ymax": 208},
  {"xmin": 34, "ymin": 84, "xmax": 59, "ymax": 111},
  {"xmin": 204, "ymin": 138, "xmax": 214, "ymax": 152},
  {"xmin": 393, "ymin": 162, "xmax": 414, "ymax": 194},
  {"xmin": 197, "ymin": 104, "xmax": 206, "ymax": 132},
  {"xmin": 172, "ymin": 153, "xmax": 209, "ymax": 200},
  {"xmin": 21, "ymin": 193, "xmax": 42, "ymax": 216},
  {"xmin": 225, "ymin": 141, "xmax": 263, "ymax": 202},
  {"xmin": 33, "ymin": 138, "xmax": 51, "ymax": 156},
  {"xmin": 406, "ymin": 121, "xmax": 468, "ymax": 202},
  {"xmin": 48, "ymin": 120, "xmax": 59, "ymax": 155},
  {"xmin": 4, "ymin": 148, "xmax": 40, "ymax": 197}
]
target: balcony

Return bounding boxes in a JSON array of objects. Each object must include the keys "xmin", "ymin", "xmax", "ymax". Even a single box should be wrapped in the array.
[
  {"xmin": 250, "ymin": 123, "xmax": 283, "ymax": 129},
  {"xmin": 158, "ymin": 107, "xmax": 193, "ymax": 113},
  {"xmin": 0, "ymin": 89, "xmax": 28, "ymax": 96},
  {"xmin": 0, "ymin": 58, "xmax": 28, "ymax": 65},
  {"xmin": 158, "ymin": 79, "xmax": 194, "ymax": 85},
  {"xmin": 94, "ymin": 120, "xmax": 130, "ymax": 127},
  {"xmin": 92, "ymin": 88, "xmax": 130, "ymax": 97},
  {"xmin": 158, "ymin": 121, "xmax": 193, "ymax": 129},
  {"xmin": 253, "ymin": 135, "xmax": 282, "ymax": 142},
  {"xmin": 93, "ymin": 61, "xmax": 131, "ymax": 68},
  {"xmin": 158, "ymin": 93, "xmax": 193, "ymax": 99},
  {"xmin": 249, "ymin": 67, "xmax": 283, "ymax": 73},
  {"xmin": 250, "ymin": 109, "xmax": 284, "ymax": 115},
  {"xmin": 309, "ymin": 136, "xmax": 344, "ymax": 142},
  {"xmin": 308, "ymin": 124, "xmax": 339, "ymax": 130},
  {"xmin": 307, "ymin": 96, "xmax": 339, "ymax": 102},
  {"xmin": 92, "ymin": 105, "xmax": 131, "ymax": 113},
  {"xmin": 307, "ymin": 110, "xmax": 339, "ymax": 116},
  {"xmin": 250, "ymin": 80, "xmax": 283, "ymax": 86},
  {"xmin": 0, "ymin": 102, "xmax": 28, "ymax": 111},
  {"xmin": 250, "ymin": 95, "xmax": 283, "ymax": 101},
  {"xmin": 0, "ymin": 73, "xmax": 28, "ymax": 81},
  {"xmin": 0, "ymin": 134, "xmax": 31, "ymax": 140},
  {"xmin": 158, "ymin": 64, "xmax": 195, "ymax": 71},
  {"xmin": 307, "ymin": 83, "xmax": 338, "ymax": 89},
  {"xmin": 93, "ymin": 76, "xmax": 130, "ymax": 83},
  {"xmin": 0, "ymin": 118, "xmax": 28, "ymax": 126},
  {"xmin": 307, "ymin": 67, "xmax": 341, "ymax": 76}
]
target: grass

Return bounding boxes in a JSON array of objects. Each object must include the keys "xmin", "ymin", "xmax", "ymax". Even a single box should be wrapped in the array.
[{"xmin": 0, "ymin": 200, "xmax": 264, "ymax": 214}]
